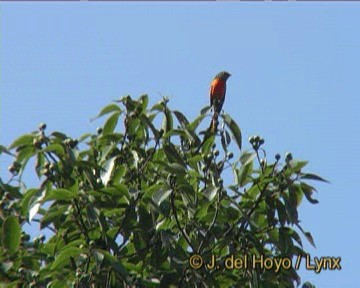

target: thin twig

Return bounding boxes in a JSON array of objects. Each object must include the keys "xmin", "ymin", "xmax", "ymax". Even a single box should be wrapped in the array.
[{"xmin": 171, "ymin": 189, "xmax": 195, "ymax": 252}]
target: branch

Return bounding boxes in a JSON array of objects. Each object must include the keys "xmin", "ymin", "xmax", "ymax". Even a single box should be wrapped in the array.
[
  {"xmin": 171, "ymin": 189, "xmax": 195, "ymax": 252},
  {"xmin": 198, "ymin": 189, "xmax": 221, "ymax": 253}
]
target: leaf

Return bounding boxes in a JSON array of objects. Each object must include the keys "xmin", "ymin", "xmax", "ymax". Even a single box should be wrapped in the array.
[
  {"xmin": 289, "ymin": 160, "xmax": 308, "ymax": 173},
  {"xmin": 301, "ymin": 182, "xmax": 319, "ymax": 204},
  {"xmin": 28, "ymin": 189, "xmax": 46, "ymax": 222},
  {"xmin": 296, "ymin": 223, "xmax": 316, "ymax": 248},
  {"xmin": 35, "ymin": 152, "xmax": 45, "ymax": 177},
  {"xmin": 163, "ymin": 144, "xmax": 185, "ymax": 166},
  {"xmin": 301, "ymin": 173, "xmax": 329, "ymax": 183},
  {"xmin": 161, "ymin": 108, "xmax": 173, "ymax": 134},
  {"xmin": 51, "ymin": 131, "xmax": 68, "ymax": 140},
  {"xmin": 0, "ymin": 144, "xmax": 14, "ymax": 156},
  {"xmin": 150, "ymin": 102, "xmax": 164, "ymax": 112},
  {"xmin": 140, "ymin": 114, "xmax": 160, "ymax": 139},
  {"xmin": 195, "ymin": 203, "xmax": 210, "ymax": 220},
  {"xmin": 21, "ymin": 188, "xmax": 41, "ymax": 217},
  {"xmin": 29, "ymin": 203, "xmax": 42, "ymax": 222},
  {"xmin": 41, "ymin": 205, "xmax": 68, "ymax": 229},
  {"xmin": 189, "ymin": 114, "xmax": 207, "ymax": 131},
  {"xmin": 100, "ymin": 249, "xmax": 127, "ymax": 276},
  {"xmin": 9, "ymin": 134, "xmax": 35, "ymax": 149},
  {"xmin": 51, "ymin": 246, "xmax": 83, "ymax": 270},
  {"xmin": 43, "ymin": 188, "xmax": 77, "ymax": 202},
  {"xmin": 93, "ymin": 250, "xmax": 105, "ymax": 265},
  {"xmin": 103, "ymin": 112, "xmax": 120, "ymax": 135},
  {"xmin": 203, "ymin": 186, "xmax": 218, "ymax": 202},
  {"xmin": 140, "ymin": 94, "xmax": 149, "ymax": 110},
  {"xmin": 143, "ymin": 184, "xmax": 162, "ymax": 200},
  {"xmin": 222, "ymin": 114, "xmax": 242, "ymax": 150},
  {"xmin": 240, "ymin": 151, "xmax": 256, "ymax": 166},
  {"xmin": 153, "ymin": 189, "xmax": 172, "ymax": 206},
  {"xmin": 42, "ymin": 143, "xmax": 65, "ymax": 156},
  {"xmin": 283, "ymin": 195, "xmax": 298, "ymax": 224},
  {"xmin": 100, "ymin": 156, "xmax": 117, "ymax": 186},
  {"xmin": 304, "ymin": 232, "xmax": 316, "ymax": 248},
  {"xmin": 290, "ymin": 229, "xmax": 303, "ymax": 248},
  {"xmin": 2, "ymin": 216, "xmax": 21, "ymax": 253},
  {"xmin": 201, "ymin": 134, "xmax": 215, "ymax": 154},
  {"xmin": 290, "ymin": 184, "xmax": 304, "ymax": 208},
  {"xmin": 15, "ymin": 145, "xmax": 36, "ymax": 163},
  {"xmin": 276, "ymin": 200, "xmax": 287, "ymax": 226},
  {"xmin": 237, "ymin": 161, "xmax": 253, "ymax": 187},
  {"xmin": 100, "ymin": 184, "xmax": 129, "ymax": 198},
  {"xmin": 78, "ymin": 133, "xmax": 92, "ymax": 143},
  {"xmin": 200, "ymin": 105, "xmax": 211, "ymax": 115},
  {"xmin": 91, "ymin": 103, "xmax": 121, "ymax": 121},
  {"xmin": 173, "ymin": 110, "xmax": 189, "ymax": 127}
]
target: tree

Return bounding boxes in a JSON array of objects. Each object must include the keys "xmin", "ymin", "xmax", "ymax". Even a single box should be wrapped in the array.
[{"xmin": 0, "ymin": 95, "xmax": 327, "ymax": 287}]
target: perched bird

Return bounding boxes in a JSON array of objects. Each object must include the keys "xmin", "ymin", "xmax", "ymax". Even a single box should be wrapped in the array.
[{"xmin": 209, "ymin": 71, "xmax": 231, "ymax": 132}]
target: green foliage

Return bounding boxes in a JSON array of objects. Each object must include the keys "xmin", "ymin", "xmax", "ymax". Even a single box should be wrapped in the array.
[{"xmin": 0, "ymin": 95, "xmax": 327, "ymax": 287}]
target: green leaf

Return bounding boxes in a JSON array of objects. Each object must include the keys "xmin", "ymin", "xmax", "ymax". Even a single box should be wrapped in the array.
[
  {"xmin": 8, "ymin": 134, "xmax": 35, "ymax": 149},
  {"xmin": 91, "ymin": 103, "xmax": 122, "ymax": 121},
  {"xmin": 100, "ymin": 184, "xmax": 129, "ymax": 198},
  {"xmin": 100, "ymin": 156, "xmax": 117, "ymax": 186},
  {"xmin": 140, "ymin": 114, "xmax": 160, "ymax": 139},
  {"xmin": 195, "ymin": 203, "xmax": 210, "ymax": 220},
  {"xmin": 20, "ymin": 188, "xmax": 42, "ymax": 217},
  {"xmin": 201, "ymin": 134, "xmax": 215, "ymax": 154},
  {"xmin": 237, "ymin": 161, "xmax": 253, "ymax": 187},
  {"xmin": 51, "ymin": 131, "xmax": 68, "ymax": 140},
  {"xmin": 51, "ymin": 246, "xmax": 83, "ymax": 270},
  {"xmin": 161, "ymin": 108, "xmax": 173, "ymax": 134},
  {"xmin": 139, "ymin": 94, "xmax": 149, "ymax": 110},
  {"xmin": 276, "ymin": 200, "xmax": 287, "ymax": 226},
  {"xmin": 240, "ymin": 151, "xmax": 256, "ymax": 166},
  {"xmin": 304, "ymin": 232, "xmax": 316, "ymax": 248},
  {"xmin": 296, "ymin": 224, "xmax": 316, "ymax": 248},
  {"xmin": 103, "ymin": 111, "xmax": 120, "ymax": 135},
  {"xmin": 43, "ymin": 188, "xmax": 77, "ymax": 202},
  {"xmin": 0, "ymin": 144, "xmax": 14, "ymax": 156},
  {"xmin": 290, "ymin": 229, "xmax": 303, "ymax": 248},
  {"xmin": 189, "ymin": 114, "xmax": 207, "ymax": 131},
  {"xmin": 283, "ymin": 194, "xmax": 298, "ymax": 224},
  {"xmin": 41, "ymin": 205, "xmax": 68, "ymax": 229},
  {"xmin": 301, "ymin": 173, "xmax": 329, "ymax": 183},
  {"xmin": 100, "ymin": 249, "xmax": 127, "ymax": 276},
  {"xmin": 163, "ymin": 144, "xmax": 185, "ymax": 166},
  {"xmin": 78, "ymin": 133, "xmax": 92, "ymax": 143},
  {"xmin": 173, "ymin": 110, "xmax": 189, "ymax": 127},
  {"xmin": 203, "ymin": 186, "xmax": 218, "ymax": 202},
  {"xmin": 222, "ymin": 114, "xmax": 242, "ymax": 150},
  {"xmin": 301, "ymin": 182, "xmax": 319, "ymax": 204},
  {"xmin": 200, "ymin": 105, "xmax": 211, "ymax": 115},
  {"xmin": 289, "ymin": 160, "xmax": 308, "ymax": 173},
  {"xmin": 15, "ymin": 145, "xmax": 36, "ymax": 164},
  {"xmin": 143, "ymin": 184, "xmax": 163, "ymax": 200},
  {"xmin": 93, "ymin": 250, "xmax": 105, "ymax": 265},
  {"xmin": 290, "ymin": 184, "xmax": 304, "ymax": 208},
  {"xmin": 153, "ymin": 189, "xmax": 172, "ymax": 206},
  {"xmin": 2, "ymin": 216, "xmax": 21, "ymax": 253},
  {"xmin": 42, "ymin": 143, "xmax": 65, "ymax": 156}
]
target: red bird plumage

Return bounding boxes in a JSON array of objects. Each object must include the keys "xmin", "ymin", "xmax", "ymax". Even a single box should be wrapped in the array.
[{"xmin": 209, "ymin": 71, "xmax": 231, "ymax": 132}]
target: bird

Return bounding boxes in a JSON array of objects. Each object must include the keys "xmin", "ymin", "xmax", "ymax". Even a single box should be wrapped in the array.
[{"xmin": 209, "ymin": 71, "xmax": 231, "ymax": 132}]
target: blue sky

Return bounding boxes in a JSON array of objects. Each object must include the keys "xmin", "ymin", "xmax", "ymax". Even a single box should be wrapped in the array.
[{"xmin": 1, "ymin": 3, "xmax": 359, "ymax": 287}]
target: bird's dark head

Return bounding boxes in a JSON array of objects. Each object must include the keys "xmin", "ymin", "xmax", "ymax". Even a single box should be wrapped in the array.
[{"xmin": 215, "ymin": 71, "xmax": 231, "ymax": 81}]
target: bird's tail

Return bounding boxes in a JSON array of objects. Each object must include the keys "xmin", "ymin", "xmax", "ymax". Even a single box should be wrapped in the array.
[{"xmin": 209, "ymin": 112, "xmax": 219, "ymax": 133}]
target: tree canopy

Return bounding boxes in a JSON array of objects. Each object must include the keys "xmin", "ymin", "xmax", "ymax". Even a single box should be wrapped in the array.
[{"xmin": 0, "ymin": 95, "xmax": 326, "ymax": 287}]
